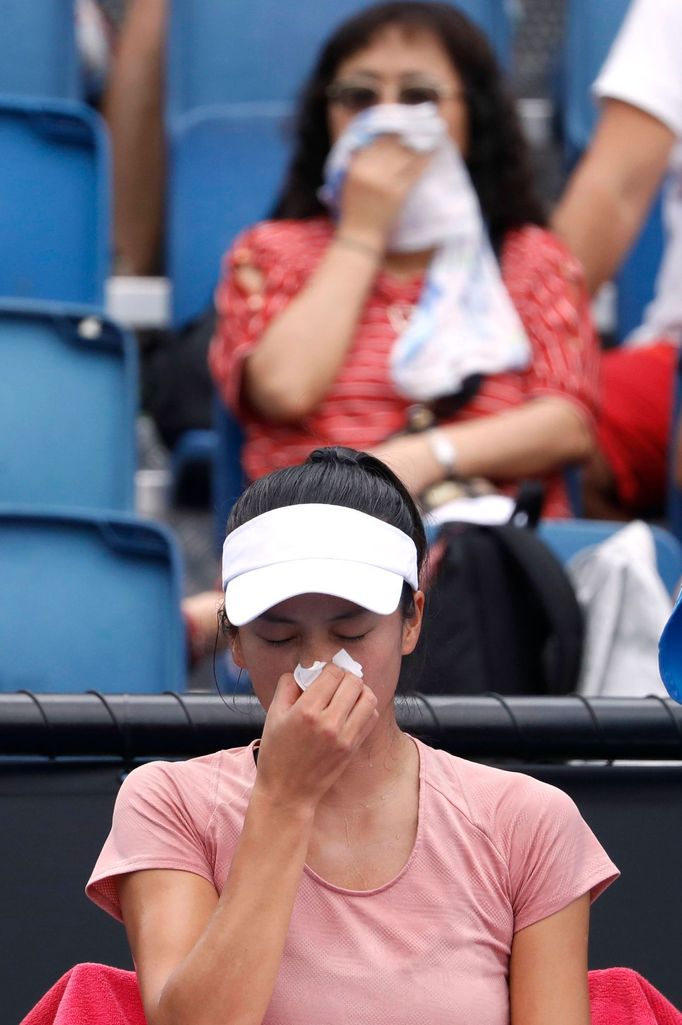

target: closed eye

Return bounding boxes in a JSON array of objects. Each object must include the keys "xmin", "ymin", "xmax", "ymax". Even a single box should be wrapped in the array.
[{"xmin": 336, "ymin": 632, "xmax": 369, "ymax": 643}]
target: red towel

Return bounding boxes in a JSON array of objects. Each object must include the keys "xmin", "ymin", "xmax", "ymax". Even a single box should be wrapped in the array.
[
  {"xmin": 18, "ymin": 963, "xmax": 682, "ymax": 1025},
  {"xmin": 19, "ymin": 963, "xmax": 145, "ymax": 1025},
  {"xmin": 590, "ymin": 969, "xmax": 682, "ymax": 1025}
]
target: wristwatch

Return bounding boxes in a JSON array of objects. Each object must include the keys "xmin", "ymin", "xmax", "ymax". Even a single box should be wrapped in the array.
[{"xmin": 426, "ymin": 428, "xmax": 459, "ymax": 478}]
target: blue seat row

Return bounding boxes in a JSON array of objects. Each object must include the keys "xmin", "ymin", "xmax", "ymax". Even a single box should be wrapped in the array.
[{"xmin": 166, "ymin": 0, "xmax": 513, "ymax": 119}]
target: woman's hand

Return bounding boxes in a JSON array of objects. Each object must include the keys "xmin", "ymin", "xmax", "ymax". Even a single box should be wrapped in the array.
[
  {"xmin": 338, "ymin": 135, "xmax": 433, "ymax": 251},
  {"xmin": 255, "ymin": 663, "xmax": 379, "ymax": 811}
]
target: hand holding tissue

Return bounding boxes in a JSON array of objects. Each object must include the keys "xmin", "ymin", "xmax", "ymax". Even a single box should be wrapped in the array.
[{"xmin": 293, "ymin": 649, "xmax": 364, "ymax": 691}]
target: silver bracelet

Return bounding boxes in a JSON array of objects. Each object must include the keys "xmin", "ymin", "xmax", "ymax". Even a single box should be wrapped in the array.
[
  {"xmin": 426, "ymin": 428, "xmax": 459, "ymax": 478},
  {"xmin": 334, "ymin": 234, "xmax": 382, "ymax": 261}
]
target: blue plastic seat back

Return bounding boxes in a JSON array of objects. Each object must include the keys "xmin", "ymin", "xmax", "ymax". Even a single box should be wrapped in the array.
[
  {"xmin": 168, "ymin": 107, "xmax": 290, "ymax": 327},
  {"xmin": 615, "ymin": 190, "xmax": 665, "ymax": 342},
  {"xmin": 561, "ymin": 0, "xmax": 632, "ymax": 159},
  {"xmin": 168, "ymin": 0, "xmax": 511, "ymax": 118},
  {"xmin": 560, "ymin": 0, "xmax": 665, "ymax": 342},
  {"xmin": 0, "ymin": 99, "xmax": 109, "ymax": 306},
  {"xmin": 0, "ymin": 0, "xmax": 81, "ymax": 102},
  {"xmin": 0, "ymin": 302, "xmax": 137, "ymax": 512},
  {"xmin": 539, "ymin": 518, "xmax": 682, "ymax": 596},
  {"xmin": 213, "ymin": 396, "xmax": 246, "ymax": 551},
  {"xmin": 0, "ymin": 510, "xmax": 186, "ymax": 693},
  {"xmin": 667, "ymin": 351, "xmax": 682, "ymax": 546}
]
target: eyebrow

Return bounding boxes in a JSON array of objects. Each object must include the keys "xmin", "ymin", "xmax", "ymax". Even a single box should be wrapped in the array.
[{"xmin": 259, "ymin": 608, "xmax": 368, "ymax": 625}]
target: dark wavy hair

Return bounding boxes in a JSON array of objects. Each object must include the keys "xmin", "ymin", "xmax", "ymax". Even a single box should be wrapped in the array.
[{"xmin": 271, "ymin": 1, "xmax": 546, "ymax": 251}]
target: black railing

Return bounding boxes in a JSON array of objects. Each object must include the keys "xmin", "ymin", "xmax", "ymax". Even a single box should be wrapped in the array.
[{"xmin": 1, "ymin": 693, "xmax": 681, "ymax": 761}]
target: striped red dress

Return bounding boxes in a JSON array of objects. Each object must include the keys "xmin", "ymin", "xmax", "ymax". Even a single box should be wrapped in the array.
[{"xmin": 209, "ymin": 218, "xmax": 599, "ymax": 517}]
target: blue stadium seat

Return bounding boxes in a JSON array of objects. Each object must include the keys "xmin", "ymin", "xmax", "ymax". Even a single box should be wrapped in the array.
[
  {"xmin": 561, "ymin": 0, "xmax": 632, "ymax": 159},
  {"xmin": 0, "ymin": 301, "xmax": 137, "ymax": 513},
  {"xmin": 539, "ymin": 518, "xmax": 682, "ymax": 596},
  {"xmin": 213, "ymin": 397, "xmax": 246, "ymax": 550},
  {"xmin": 559, "ymin": 0, "xmax": 665, "ymax": 342},
  {"xmin": 167, "ymin": 106, "xmax": 289, "ymax": 327},
  {"xmin": 615, "ymin": 191, "xmax": 665, "ymax": 342},
  {"xmin": 167, "ymin": 0, "xmax": 512, "ymax": 119},
  {"xmin": 667, "ymin": 351, "xmax": 682, "ymax": 546},
  {"xmin": 0, "ymin": 0, "xmax": 81, "ymax": 102},
  {"xmin": 0, "ymin": 98, "xmax": 110, "ymax": 306},
  {"xmin": 0, "ymin": 509, "xmax": 186, "ymax": 693}
]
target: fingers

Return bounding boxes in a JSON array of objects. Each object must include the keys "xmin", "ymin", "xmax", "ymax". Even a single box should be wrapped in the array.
[
  {"xmin": 301, "ymin": 666, "xmax": 378, "ymax": 743},
  {"xmin": 270, "ymin": 671, "xmax": 304, "ymax": 712},
  {"xmin": 299, "ymin": 661, "xmax": 347, "ymax": 709},
  {"xmin": 324, "ymin": 672, "xmax": 367, "ymax": 720},
  {"xmin": 340, "ymin": 686, "xmax": 380, "ymax": 747}
]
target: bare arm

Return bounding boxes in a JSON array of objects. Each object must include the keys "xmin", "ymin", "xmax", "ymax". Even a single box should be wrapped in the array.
[
  {"xmin": 510, "ymin": 894, "xmax": 591, "ymax": 1025},
  {"xmin": 370, "ymin": 396, "xmax": 594, "ymax": 497},
  {"xmin": 553, "ymin": 99, "xmax": 674, "ymax": 294},
  {"xmin": 119, "ymin": 666, "xmax": 378, "ymax": 1025},
  {"xmin": 242, "ymin": 138, "xmax": 431, "ymax": 422},
  {"xmin": 102, "ymin": 0, "xmax": 166, "ymax": 275}
]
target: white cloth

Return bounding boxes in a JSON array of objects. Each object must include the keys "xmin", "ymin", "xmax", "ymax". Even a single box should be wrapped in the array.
[
  {"xmin": 567, "ymin": 521, "xmax": 671, "ymax": 698},
  {"xmin": 320, "ymin": 104, "xmax": 531, "ymax": 401},
  {"xmin": 594, "ymin": 0, "xmax": 682, "ymax": 347}
]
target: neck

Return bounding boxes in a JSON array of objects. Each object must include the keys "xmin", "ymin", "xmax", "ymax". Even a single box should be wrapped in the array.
[{"xmin": 316, "ymin": 710, "xmax": 416, "ymax": 814}]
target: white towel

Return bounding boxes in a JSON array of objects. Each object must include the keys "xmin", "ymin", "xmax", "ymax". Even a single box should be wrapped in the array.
[{"xmin": 320, "ymin": 103, "xmax": 531, "ymax": 402}]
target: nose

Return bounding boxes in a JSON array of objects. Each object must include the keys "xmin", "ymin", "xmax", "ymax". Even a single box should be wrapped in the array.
[{"xmin": 298, "ymin": 641, "xmax": 340, "ymax": 671}]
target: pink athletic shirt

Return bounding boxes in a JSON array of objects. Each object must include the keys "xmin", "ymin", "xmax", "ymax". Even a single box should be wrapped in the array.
[{"xmin": 87, "ymin": 738, "xmax": 618, "ymax": 1025}]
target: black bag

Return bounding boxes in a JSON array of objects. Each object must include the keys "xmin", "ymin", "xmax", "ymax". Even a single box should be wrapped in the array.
[
  {"xmin": 400, "ymin": 510, "xmax": 584, "ymax": 697},
  {"xmin": 141, "ymin": 305, "xmax": 216, "ymax": 450}
]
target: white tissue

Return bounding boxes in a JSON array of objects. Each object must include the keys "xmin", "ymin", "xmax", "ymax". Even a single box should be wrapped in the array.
[{"xmin": 293, "ymin": 648, "xmax": 364, "ymax": 691}]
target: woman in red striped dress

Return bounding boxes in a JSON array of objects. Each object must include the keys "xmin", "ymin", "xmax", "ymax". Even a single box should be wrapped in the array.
[{"xmin": 209, "ymin": 1, "xmax": 598, "ymax": 520}]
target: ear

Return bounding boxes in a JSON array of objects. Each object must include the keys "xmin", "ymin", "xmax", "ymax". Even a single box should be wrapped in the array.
[
  {"xmin": 401, "ymin": 590, "xmax": 424, "ymax": 656},
  {"xmin": 231, "ymin": 629, "xmax": 247, "ymax": 669}
]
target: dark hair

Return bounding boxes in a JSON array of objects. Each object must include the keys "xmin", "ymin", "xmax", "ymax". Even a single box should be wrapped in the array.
[
  {"xmin": 271, "ymin": 1, "xmax": 545, "ymax": 251},
  {"xmin": 225, "ymin": 446, "xmax": 427, "ymax": 620}
]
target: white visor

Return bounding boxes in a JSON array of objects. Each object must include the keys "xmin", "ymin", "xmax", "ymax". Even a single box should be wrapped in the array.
[{"xmin": 222, "ymin": 504, "xmax": 419, "ymax": 626}]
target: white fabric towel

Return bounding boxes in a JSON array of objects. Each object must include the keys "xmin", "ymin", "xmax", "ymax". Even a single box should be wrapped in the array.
[
  {"xmin": 320, "ymin": 103, "xmax": 531, "ymax": 401},
  {"xmin": 567, "ymin": 521, "xmax": 672, "ymax": 698}
]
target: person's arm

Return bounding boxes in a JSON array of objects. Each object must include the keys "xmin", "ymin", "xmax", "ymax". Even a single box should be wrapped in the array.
[
  {"xmin": 102, "ymin": 0, "xmax": 166, "ymax": 275},
  {"xmin": 509, "ymin": 894, "xmax": 591, "ymax": 1025},
  {"xmin": 370, "ymin": 395, "xmax": 594, "ymax": 496},
  {"xmin": 118, "ymin": 665, "xmax": 378, "ymax": 1025},
  {"xmin": 241, "ymin": 138, "xmax": 431, "ymax": 422},
  {"xmin": 372, "ymin": 228, "xmax": 598, "ymax": 495},
  {"xmin": 553, "ymin": 99, "xmax": 675, "ymax": 294}
]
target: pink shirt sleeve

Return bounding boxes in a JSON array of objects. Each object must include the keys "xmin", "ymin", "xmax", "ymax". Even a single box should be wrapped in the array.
[
  {"xmin": 86, "ymin": 760, "xmax": 216, "ymax": 922},
  {"xmin": 503, "ymin": 777, "xmax": 619, "ymax": 933}
]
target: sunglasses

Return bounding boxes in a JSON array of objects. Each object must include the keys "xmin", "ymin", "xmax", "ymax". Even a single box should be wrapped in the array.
[{"xmin": 326, "ymin": 79, "xmax": 462, "ymax": 113}]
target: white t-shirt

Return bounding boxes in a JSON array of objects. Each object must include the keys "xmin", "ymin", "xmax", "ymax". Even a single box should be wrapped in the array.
[{"xmin": 594, "ymin": 0, "xmax": 682, "ymax": 345}]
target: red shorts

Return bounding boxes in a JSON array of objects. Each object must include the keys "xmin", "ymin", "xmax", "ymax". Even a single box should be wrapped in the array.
[{"xmin": 597, "ymin": 340, "xmax": 677, "ymax": 514}]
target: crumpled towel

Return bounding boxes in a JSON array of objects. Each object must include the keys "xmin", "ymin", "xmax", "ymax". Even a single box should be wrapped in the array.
[
  {"xmin": 19, "ymin": 963, "xmax": 682, "ymax": 1025},
  {"xmin": 590, "ymin": 968, "xmax": 682, "ymax": 1025},
  {"xmin": 19, "ymin": 963, "xmax": 146, "ymax": 1025},
  {"xmin": 567, "ymin": 520, "xmax": 671, "ymax": 697},
  {"xmin": 320, "ymin": 102, "xmax": 530, "ymax": 402}
]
